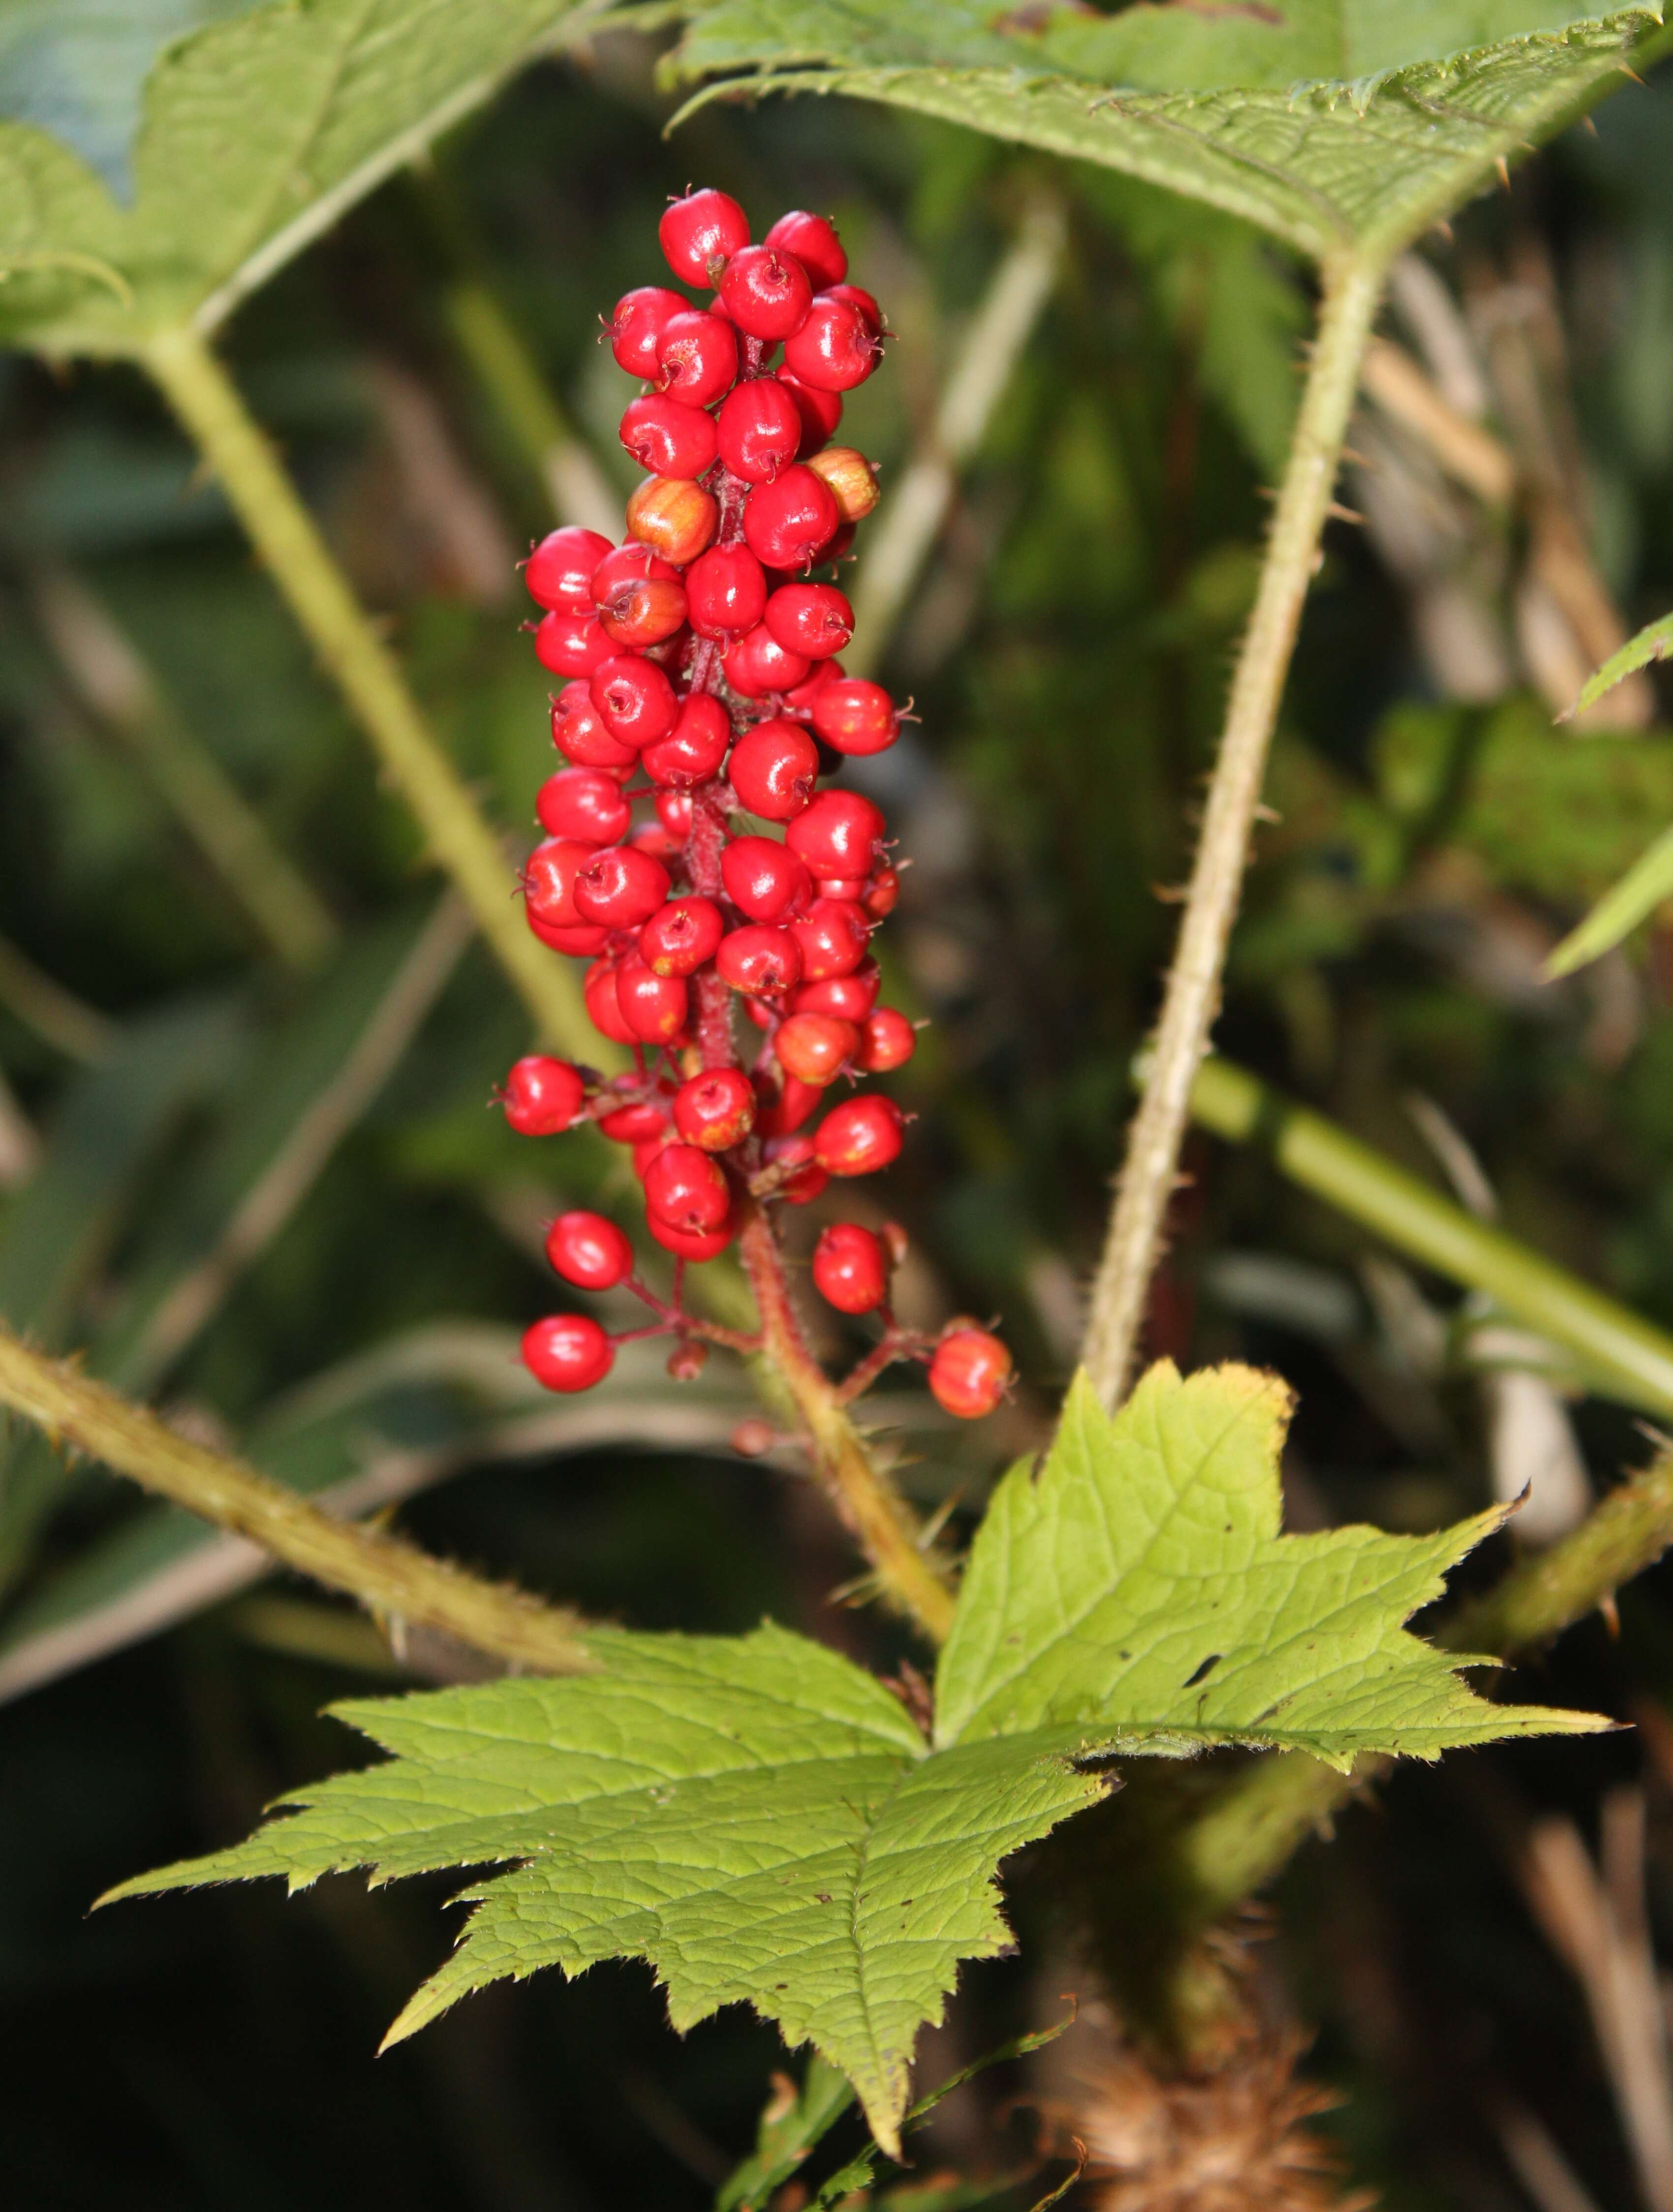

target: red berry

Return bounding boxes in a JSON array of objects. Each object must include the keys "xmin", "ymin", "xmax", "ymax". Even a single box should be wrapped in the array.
[
  {"xmin": 656, "ymin": 789, "xmax": 694, "ymax": 840},
  {"xmin": 502, "ymin": 1055, "xmax": 585, "ymax": 1135},
  {"xmin": 640, "ymin": 692, "xmax": 731, "ymax": 787},
  {"xmin": 633, "ymin": 1124, "xmax": 678, "ymax": 1179},
  {"xmin": 590, "ymin": 655, "xmax": 678, "ymax": 749},
  {"xmin": 534, "ymin": 609, "xmax": 612, "ymax": 678},
  {"xmin": 928, "ymin": 1328, "xmax": 1012, "ymax": 1419},
  {"xmin": 863, "ymin": 866, "xmax": 900, "ymax": 919},
  {"xmin": 721, "ymin": 834, "xmax": 811, "ymax": 923},
  {"xmin": 640, "ymin": 896, "xmax": 725, "ymax": 976},
  {"xmin": 857, "ymin": 1006, "xmax": 916, "ymax": 1072},
  {"xmin": 626, "ymin": 477, "xmax": 718, "ymax": 566},
  {"xmin": 786, "ymin": 790, "xmax": 886, "ymax": 878},
  {"xmin": 655, "ymin": 309, "xmax": 739, "ymax": 408},
  {"xmin": 551, "ymin": 682, "xmax": 639, "ymax": 771},
  {"xmin": 822, "ymin": 282, "xmax": 884, "ymax": 336},
  {"xmin": 805, "ymin": 446, "xmax": 880, "ymax": 522},
  {"xmin": 646, "ymin": 1206, "xmax": 737, "ymax": 1263},
  {"xmin": 775, "ymin": 368, "xmax": 843, "ymax": 454},
  {"xmin": 686, "ymin": 543, "xmax": 768, "ymax": 638},
  {"xmin": 673, "ymin": 1067, "xmax": 755, "ymax": 1150},
  {"xmin": 764, "ymin": 210, "xmax": 847, "ymax": 291},
  {"xmin": 811, "ymin": 678, "xmax": 899, "ymax": 756},
  {"xmin": 775, "ymin": 1012, "xmax": 857, "ymax": 1086},
  {"xmin": 535, "ymin": 766, "xmax": 631, "ymax": 845},
  {"xmin": 607, "ymin": 286, "xmax": 688, "ymax": 377},
  {"xmin": 724, "ymin": 624, "xmax": 811, "ymax": 700},
  {"xmin": 716, "ymin": 925, "xmax": 802, "ymax": 996},
  {"xmin": 765, "ymin": 583, "xmax": 853, "ymax": 660},
  {"xmin": 763, "ymin": 1132, "xmax": 828, "ymax": 1203},
  {"xmin": 783, "ymin": 657, "xmax": 842, "ymax": 713},
  {"xmin": 715, "ymin": 378, "xmax": 804, "ymax": 485},
  {"xmin": 813, "ymin": 1093, "xmax": 904, "ymax": 1177},
  {"xmin": 545, "ymin": 1209, "xmax": 634, "ymax": 1291},
  {"xmin": 792, "ymin": 961, "xmax": 880, "ymax": 1019},
  {"xmin": 790, "ymin": 896, "xmax": 869, "ymax": 980},
  {"xmin": 527, "ymin": 917, "xmax": 610, "ymax": 956},
  {"xmin": 782, "ymin": 296, "xmax": 880, "ymax": 392},
  {"xmin": 754, "ymin": 1071, "xmax": 823, "ymax": 1137},
  {"xmin": 716, "ymin": 243, "xmax": 813, "ymax": 340},
  {"xmin": 526, "ymin": 526, "xmax": 612, "ymax": 612},
  {"xmin": 727, "ymin": 718, "xmax": 819, "ymax": 820},
  {"xmin": 594, "ymin": 561, "xmax": 688, "ymax": 650},
  {"xmin": 523, "ymin": 836, "xmax": 595, "ymax": 930},
  {"xmin": 631, "ymin": 819, "xmax": 683, "ymax": 866},
  {"xmin": 644, "ymin": 1142, "xmax": 730, "ymax": 1232},
  {"xmin": 574, "ymin": 843, "xmax": 672, "ymax": 929},
  {"xmin": 816, "ymin": 876, "xmax": 868, "ymax": 902},
  {"xmin": 523, "ymin": 1313, "xmax": 615, "ymax": 1393},
  {"xmin": 659, "ymin": 188, "xmax": 750, "ymax": 285},
  {"xmin": 599, "ymin": 1099, "xmax": 668, "ymax": 1143},
  {"xmin": 615, "ymin": 958, "xmax": 689, "ymax": 1044},
  {"xmin": 584, "ymin": 960, "xmax": 636, "ymax": 1045},
  {"xmin": 743, "ymin": 465, "xmax": 840, "ymax": 570},
  {"xmin": 619, "ymin": 391, "xmax": 718, "ymax": 480},
  {"xmin": 812, "ymin": 1223, "xmax": 888, "ymax": 1315}
]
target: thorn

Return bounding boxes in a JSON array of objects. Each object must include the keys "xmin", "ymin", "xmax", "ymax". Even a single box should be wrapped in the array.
[
  {"xmin": 1495, "ymin": 154, "xmax": 1511, "ymax": 190},
  {"xmin": 1600, "ymin": 1593, "xmax": 1621, "ymax": 1639},
  {"xmin": 1326, "ymin": 500, "xmax": 1363, "ymax": 524},
  {"xmin": 1253, "ymin": 801, "xmax": 1283, "ymax": 825},
  {"xmin": 1620, "ymin": 64, "xmax": 1646, "ymax": 85},
  {"xmin": 1151, "ymin": 881, "xmax": 1189, "ymax": 905}
]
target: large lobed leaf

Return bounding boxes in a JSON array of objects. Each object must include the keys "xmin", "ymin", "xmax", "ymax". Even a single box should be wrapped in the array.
[
  {"xmin": 0, "ymin": 0, "xmax": 623, "ymax": 355},
  {"xmin": 667, "ymin": 1, "xmax": 1665, "ymax": 264},
  {"xmin": 109, "ymin": 1361, "xmax": 1601, "ymax": 2150}
]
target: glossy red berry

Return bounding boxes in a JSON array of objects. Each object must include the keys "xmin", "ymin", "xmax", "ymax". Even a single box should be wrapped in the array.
[
  {"xmin": 619, "ymin": 392, "xmax": 718, "ymax": 480},
  {"xmin": 673, "ymin": 1067, "xmax": 755, "ymax": 1150},
  {"xmin": 526, "ymin": 525, "xmax": 612, "ymax": 612},
  {"xmin": 551, "ymin": 682, "xmax": 639, "ymax": 771},
  {"xmin": 764, "ymin": 210, "xmax": 847, "ymax": 290},
  {"xmin": 654, "ymin": 309, "xmax": 739, "ymax": 408},
  {"xmin": 615, "ymin": 959, "xmax": 689, "ymax": 1044},
  {"xmin": 590, "ymin": 655, "xmax": 678, "ymax": 749},
  {"xmin": 813, "ymin": 1094, "xmax": 904, "ymax": 1177},
  {"xmin": 640, "ymin": 896, "xmax": 725, "ymax": 976},
  {"xmin": 727, "ymin": 718, "xmax": 819, "ymax": 820},
  {"xmin": 716, "ymin": 243, "xmax": 813, "ymax": 340},
  {"xmin": 790, "ymin": 896, "xmax": 869, "ymax": 980},
  {"xmin": 631, "ymin": 819, "xmax": 684, "ymax": 865},
  {"xmin": 599, "ymin": 1099, "xmax": 669, "ymax": 1144},
  {"xmin": 765, "ymin": 583, "xmax": 853, "ymax": 660},
  {"xmin": 812, "ymin": 1223, "xmax": 888, "ymax": 1315},
  {"xmin": 721, "ymin": 835, "xmax": 811, "ymax": 923},
  {"xmin": 716, "ymin": 925, "xmax": 802, "ymax": 996},
  {"xmin": 754, "ymin": 1071, "xmax": 822, "ymax": 1137},
  {"xmin": 822, "ymin": 282, "xmax": 884, "ymax": 336},
  {"xmin": 594, "ymin": 559, "xmax": 688, "ymax": 650},
  {"xmin": 715, "ymin": 378, "xmax": 804, "ymax": 485},
  {"xmin": 535, "ymin": 766, "xmax": 631, "ymax": 845},
  {"xmin": 775, "ymin": 1012, "xmax": 857, "ymax": 1086},
  {"xmin": 659, "ymin": 188, "xmax": 750, "ymax": 285},
  {"xmin": 857, "ymin": 1006, "xmax": 916, "ymax": 1072},
  {"xmin": 685, "ymin": 544, "xmax": 767, "ymax": 639},
  {"xmin": 862, "ymin": 866, "xmax": 900, "ymax": 919},
  {"xmin": 584, "ymin": 961, "xmax": 636, "ymax": 1045},
  {"xmin": 743, "ymin": 465, "xmax": 840, "ymax": 571},
  {"xmin": 502, "ymin": 1055, "xmax": 585, "ymax": 1135},
  {"xmin": 527, "ymin": 912, "xmax": 610, "ymax": 956},
  {"xmin": 644, "ymin": 1142, "xmax": 730, "ymax": 1233},
  {"xmin": 523, "ymin": 837, "xmax": 596, "ymax": 931},
  {"xmin": 545, "ymin": 1209, "xmax": 634, "ymax": 1291},
  {"xmin": 723, "ymin": 624, "xmax": 811, "ymax": 700},
  {"xmin": 656, "ymin": 790, "xmax": 694, "ymax": 839},
  {"xmin": 534, "ymin": 609, "xmax": 612, "ymax": 679},
  {"xmin": 786, "ymin": 790, "xmax": 886, "ymax": 878},
  {"xmin": 782, "ymin": 296, "xmax": 881, "ymax": 391},
  {"xmin": 646, "ymin": 1206, "xmax": 737, "ymax": 1262},
  {"xmin": 640, "ymin": 692, "xmax": 731, "ymax": 787},
  {"xmin": 626, "ymin": 476, "xmax": 718, "ymax": 566},
  {"xmin": 928, "ymin": 1328, "xmax": 1012, "ymax": 1418},
  {"xmin": 523, "ymin": 1313, "xmax": 615, "ymax": 1393},
  {"xmin": 607, "ymin": 286, "xmax": 688, "ymax": 377},
  {"xmin": 775, "ymin": 369, "xmax": 842, "ymax": 455},
  {"xmin": 574, "ymin": 843, "xmax": 672, "ymax": 929},
  {"xmin": 810, "ymin": 678, "xmax": 899, "ymax": 756},
  {"xmin": 792, "ymin": 961, "xmax": 879, "ymax": 1020}
]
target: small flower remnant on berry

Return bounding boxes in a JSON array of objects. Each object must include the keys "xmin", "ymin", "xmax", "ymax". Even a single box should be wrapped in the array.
[{"xmin": 504, "ymin": 190, "xmax": 1009, "ymax": 1416}]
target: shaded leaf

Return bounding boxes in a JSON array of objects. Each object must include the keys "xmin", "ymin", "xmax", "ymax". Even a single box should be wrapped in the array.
[{"xmin": 1570, "ymin": 603, "xmax": 1673, "ymax": 715}]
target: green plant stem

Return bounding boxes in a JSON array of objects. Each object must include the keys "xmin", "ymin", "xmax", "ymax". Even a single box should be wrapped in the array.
[
  {"xmin": 0, "ymin": 933, "xmax": 114, "ymax": 1062},
  {"xmin": 1080, "ymin": 249, "xmax": 1386, "ymax": 1411},
  {"xmin": 1190, "ymin": 1054, "xmax": 1673, "ymax": 1420},
  {"xmin": 140, "ymin": 323, "xmax": 598, "ymax": 1059},
  {"xmin": 736, "ymin": 1202, "xmax": 957, "ymax": 1645},
  {"xmin": 0, "ymin": 1324, "xmax": 593, "ymax": 1675}
]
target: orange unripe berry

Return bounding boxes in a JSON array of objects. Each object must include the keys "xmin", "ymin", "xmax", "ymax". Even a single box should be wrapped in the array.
[
  {"xmin": 806, "ymin": 445, "xmax": 880, "ymax": 522},
  {"xmin": 626, "ymin": 476, "xmax": 718, "ymax": 565},
  {"xmin": 775, "ymin": 1012, "xmax": 858, "ymax": 1087},
  {"xmin": 928, "ymin": 1328, "xmax": 1012, "ymax": 1418}
]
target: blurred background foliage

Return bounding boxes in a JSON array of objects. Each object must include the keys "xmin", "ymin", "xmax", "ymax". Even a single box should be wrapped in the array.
[{"xmin": 7, "ymin": 17, "xmax": 1673, "ymax": 2211}]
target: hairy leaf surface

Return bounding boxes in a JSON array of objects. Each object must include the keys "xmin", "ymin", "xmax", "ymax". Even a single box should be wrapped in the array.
[{"xmin": 668, "ymin": 2, "xmax": 1665, "ymax": 263}]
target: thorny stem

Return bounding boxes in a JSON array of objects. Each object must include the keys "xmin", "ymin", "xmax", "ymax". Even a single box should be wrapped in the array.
[
  {"xmin": 140, "ymin": 323, "xmax": 601, "ymax": 1062},
  {"xmin": 1079, "ymin": 250, "xmax": 1387, "ymax": 1411},
  {"xmin": 0, "ymin": 1324, "xmax": 593, "ymax": 1675}
]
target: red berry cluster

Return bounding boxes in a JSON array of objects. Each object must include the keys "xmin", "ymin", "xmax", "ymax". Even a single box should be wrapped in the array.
[{"xmin": 500, "ymin": 189, "xmax": 1011, "ymax": 1426}]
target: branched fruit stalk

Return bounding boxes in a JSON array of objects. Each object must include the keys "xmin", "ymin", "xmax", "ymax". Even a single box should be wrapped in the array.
[{"xmin": 498, "ymin": 191, "xmax": 998, "ymax": 1642}]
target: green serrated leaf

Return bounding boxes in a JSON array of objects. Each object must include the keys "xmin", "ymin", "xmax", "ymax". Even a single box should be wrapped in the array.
[
  {"xmin": 0, "ymin": 0, "xmax": 627, "ymax": 354},
  {"xmin": 666, "ymin": 2, "xmax": 1664, "ymax": 264},
  {"xmin": 1572, "ymin": 604, "xmax": 1673, "ymax": 715},
  {"xmin": 933, "ymin": 1364, "xmax": 1603, "ymax": 1765},
  {"xmin": 1545, "ymin": 819, "xmax": 1673, "ymax": 976}
]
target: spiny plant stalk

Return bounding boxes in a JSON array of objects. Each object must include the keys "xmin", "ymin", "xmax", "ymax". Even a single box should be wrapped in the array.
[{"xmin": 496, "ymin": 190, "xmax": 1000, "ymax": 1639}]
